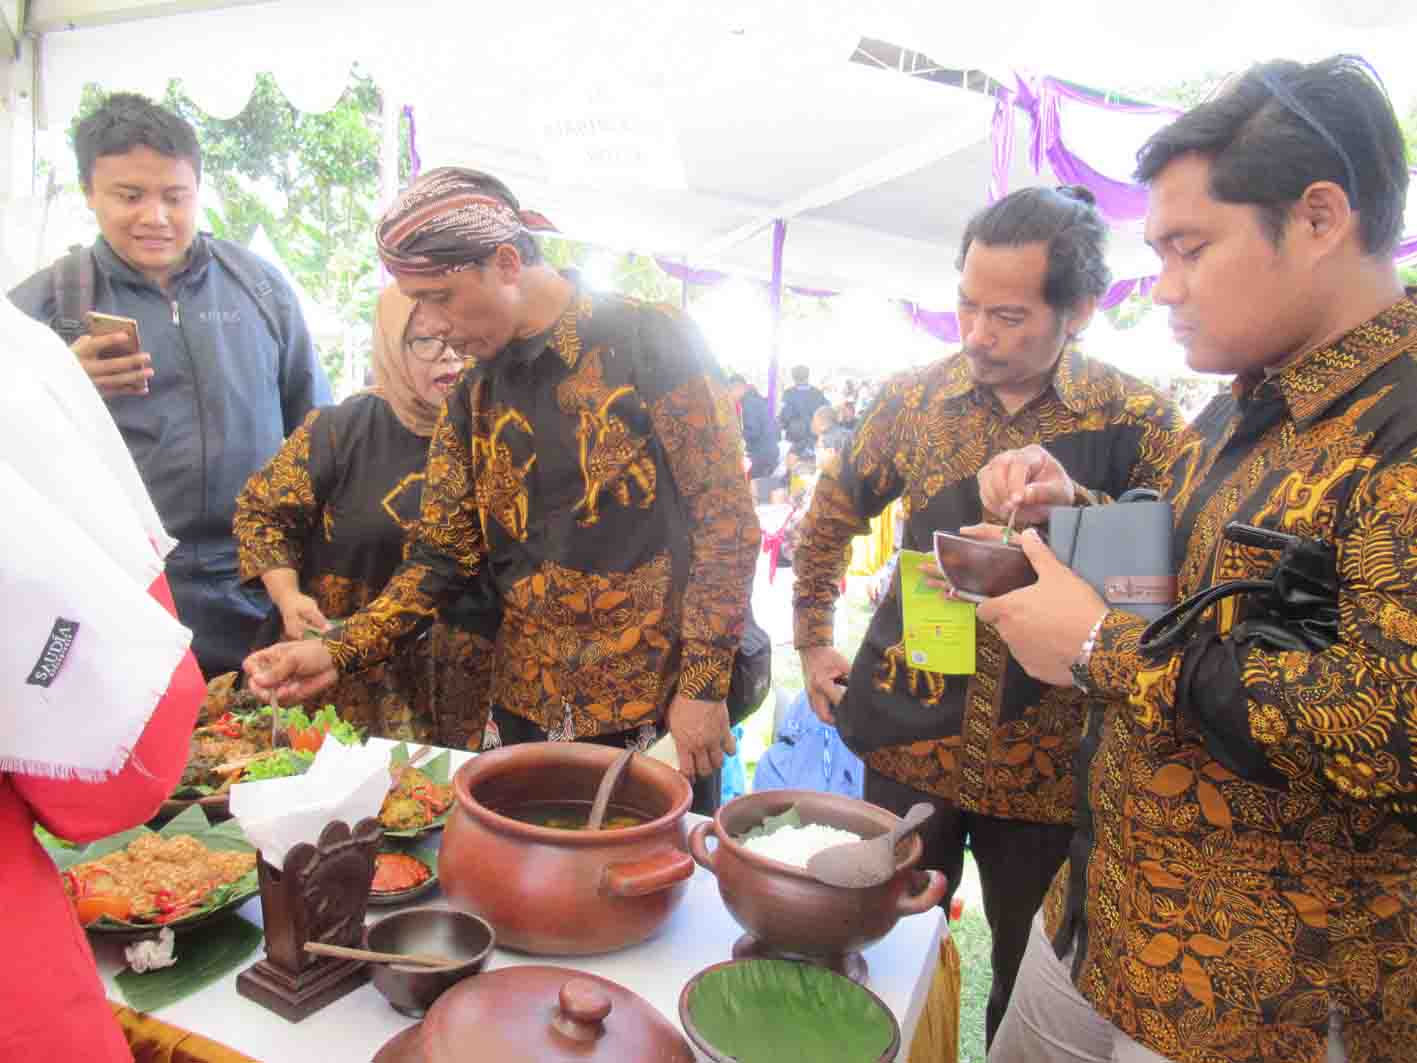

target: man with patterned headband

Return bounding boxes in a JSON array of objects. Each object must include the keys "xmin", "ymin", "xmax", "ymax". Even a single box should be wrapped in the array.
[
  {"xmin": 975, "ymin": 57, "xmax": 1417, "ymax": 1063},
  {"xmin": 793, "ymin": 184, "xmax": 1184, "ymax": 1052},
  {"xmin": 245, "ymin": 167, "xmax": 760, "ymax": 781}
]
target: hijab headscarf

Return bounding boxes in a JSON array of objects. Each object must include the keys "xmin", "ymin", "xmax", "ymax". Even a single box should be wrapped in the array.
[
  {"xmin": 376, "ymin": 166, "xmax": 556, "ymax": 277},
  {"xmin": 369, "ymin": 285, "xmax": 442, "ymax": 438}
]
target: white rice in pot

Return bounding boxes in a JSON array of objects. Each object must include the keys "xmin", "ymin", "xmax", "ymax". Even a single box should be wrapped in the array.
[{"xmin": 741, "ymin": 823, "xmax": 863, "ymax": 869}]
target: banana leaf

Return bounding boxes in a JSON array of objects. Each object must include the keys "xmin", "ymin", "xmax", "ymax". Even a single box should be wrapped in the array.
[
  {"xmin": 686, "ymin": 959, "xmax": 898, "ymax": 1063},
  {"xmin": 380, "ymin": 742, "xmax": 454, "ymax": 838},
  {"xmin": 114, "ymin": 913, "xmax": 264, "ymax": 1013},
  {"xmin": 42, "ymin": 804, "xmax": 259, "ymax": 933}
]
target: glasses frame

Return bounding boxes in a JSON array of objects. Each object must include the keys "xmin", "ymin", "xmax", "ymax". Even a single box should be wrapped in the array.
[{"xmin": 407, "ymin": 336, "xmax": 458, "ymax": 363}]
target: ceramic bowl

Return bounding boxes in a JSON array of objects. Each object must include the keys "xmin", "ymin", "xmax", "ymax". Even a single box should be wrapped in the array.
[
  {"xmin": 364, "ymin": 907, "xmax": 495, "ymax": 1017},
  {"xmin": 439, "ymin": 743, "xmax": 694, "ymax": 955},
  {"xmin": 679, "ymin": 958, "xmax": 900, "ymax": 1063},
  {"xmin": 933, "ymin": 530, "xmax": 1037, "ymax": 601},
  {"xmin": 687, "ymin": 790, "xmax": 946, "ymax": 975}
]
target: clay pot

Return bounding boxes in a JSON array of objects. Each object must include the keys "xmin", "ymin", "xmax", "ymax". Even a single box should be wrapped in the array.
[
  {"xmin": 438, "ymin": 742, "xmax": 694, "ymax": 955},
  {"xmin": 688, "ymin": 790, "xmax": 947, "ymax": 976},
  {"xmin": 373, "ymin": 966, "xmax": 694, "ymax": 1062},
  {"xmin": 933, "ymin": 530, "xmax": 1037, "ymax": 600}
]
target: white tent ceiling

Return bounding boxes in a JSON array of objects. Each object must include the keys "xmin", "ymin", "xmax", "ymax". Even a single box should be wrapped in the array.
[{"xmin": 4, "ymin": 0, "xmax": 1416, "ymax": 305}]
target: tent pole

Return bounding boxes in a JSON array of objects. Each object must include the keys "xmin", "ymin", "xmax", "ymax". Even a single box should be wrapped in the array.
[{"xmin": 766, "ymin": 219, "xmax": 786, "ymax": 417}]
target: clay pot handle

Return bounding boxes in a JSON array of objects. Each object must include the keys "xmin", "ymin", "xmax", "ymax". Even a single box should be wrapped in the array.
[
  {"xmin": 896, "ymin": 869, "xmax": 949, "ymax": 916},
  {"xmin": 602, "ymin": 848, "xmax": 695, "ymax": 897},
  {"xmin": 687, "ymin": 820, "xmax": 718, "ymax": 874},
  {"xmin": 551, "ymin": 979, "xmax": 611, "ymax": 1042}
]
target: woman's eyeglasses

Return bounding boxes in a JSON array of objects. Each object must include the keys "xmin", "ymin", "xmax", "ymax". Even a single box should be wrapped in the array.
[{"xmin": 407, "ymin": 336, "xmax": 458, "ymax": 362}]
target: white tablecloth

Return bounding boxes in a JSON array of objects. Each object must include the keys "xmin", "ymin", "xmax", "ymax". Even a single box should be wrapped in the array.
[{"xmin": 94, "ymin": 742, "xmax": 945, "ymax": 1061}]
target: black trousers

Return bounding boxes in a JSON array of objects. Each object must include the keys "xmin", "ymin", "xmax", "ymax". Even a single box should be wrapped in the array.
[
  {"xmin": 487, "ymin": 705, "xmax": 722, "ymax": 817},
  {"xmin": 865, "ymin": 768, "xmax": 1073, "ymax": 1051}
]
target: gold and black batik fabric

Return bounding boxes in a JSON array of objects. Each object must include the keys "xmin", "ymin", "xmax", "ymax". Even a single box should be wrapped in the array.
[
  {"xmin": 235, "ymin": 392, "xmax": 496, "ymax": 748},
  {"xmin": 793, "ymin": 347, "xmax": 1182, "ymax": 825},
  {"xmin": 326, "ymin": 287, "xmax": 760, "ymax": 739},
  {"xmin": 1043, "ymin": 293, "xmax": 1417, "ymax": 1063}
]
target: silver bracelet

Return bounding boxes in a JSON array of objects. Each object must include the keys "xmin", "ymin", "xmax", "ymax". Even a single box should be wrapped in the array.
[{"xmin": 1071, "ymin": 612, "xmax": 1108, "ymax": 693}]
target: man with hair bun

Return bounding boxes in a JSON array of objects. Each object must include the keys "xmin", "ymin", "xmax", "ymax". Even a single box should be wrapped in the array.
[{"xmin": 794, "ymin": 183, "xmax": 1184, "ymax": 1051}]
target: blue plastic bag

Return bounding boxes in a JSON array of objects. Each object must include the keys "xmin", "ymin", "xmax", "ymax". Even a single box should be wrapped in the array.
[{"xmin": 753, "ymin": 691, "xmax": 864, "ymax": 799}]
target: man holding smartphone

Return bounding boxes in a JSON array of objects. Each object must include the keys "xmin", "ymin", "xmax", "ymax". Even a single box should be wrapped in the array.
[{"xmin": 9, "ymin": 92, "xmax": 330, "ymax": 678}]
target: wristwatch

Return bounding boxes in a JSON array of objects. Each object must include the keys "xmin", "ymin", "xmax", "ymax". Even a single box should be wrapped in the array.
[{"xmin": 1071, "ymin": 613, "xmax": 1107, "ymax": 694}]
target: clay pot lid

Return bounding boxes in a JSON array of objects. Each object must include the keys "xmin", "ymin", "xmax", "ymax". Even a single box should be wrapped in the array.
[{"xmin": 373, "ymin": 965, "xmax": 694, "ymax": 1062}]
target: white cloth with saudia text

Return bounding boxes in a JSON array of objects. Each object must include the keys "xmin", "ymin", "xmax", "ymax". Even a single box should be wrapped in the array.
[{"xmin": 0, "ymin": 297, "xmax": 190, "ymax": 780}]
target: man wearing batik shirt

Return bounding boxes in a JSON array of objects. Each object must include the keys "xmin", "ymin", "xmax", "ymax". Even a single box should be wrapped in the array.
[
  {"xmin": 245, "ymin": 168, "xmax": 759, "ymax": 780},
  {"xmin": 976, "ymin": 58, "xmax": 1417, "ymax": 1063},
  {"xmin": 793, "ymin": 185, "xmax": 1184, "ymax": 1050}
]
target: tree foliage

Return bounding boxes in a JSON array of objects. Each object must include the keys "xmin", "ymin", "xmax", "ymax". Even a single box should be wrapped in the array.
[{"xmin": 75, "ymin": 70, "xmax": 407, "ymax": 382}]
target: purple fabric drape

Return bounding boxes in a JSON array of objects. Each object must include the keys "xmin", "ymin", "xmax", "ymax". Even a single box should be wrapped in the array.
[
  {"xmin": 998, "ymin": 74, "xmax": 1178, "ymax": 224},
  {"xmin": 766, "ymin": 220, "xmax": 786, "ymax": 415},
  {"xmin": 402, "ymin": 105, "xmax": 421, "ymax": 179},
  {"xmin": 989, "ymin": 87, "xmax": 1018, "ymax": 203},
  {"xmin": 654, "ymin": 256, "xmax": 836, "ymax": 298}
]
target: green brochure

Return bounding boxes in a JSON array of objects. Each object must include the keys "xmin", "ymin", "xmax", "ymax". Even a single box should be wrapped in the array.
[{"xmin": 898, "ymin": 549, "xmax": 976, "ymax": 674}]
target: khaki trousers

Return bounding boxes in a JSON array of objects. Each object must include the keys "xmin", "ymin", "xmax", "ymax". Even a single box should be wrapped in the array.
[{"xmin": 989, "ymin": 912, "xmax": 1346, "ymax": 1063}]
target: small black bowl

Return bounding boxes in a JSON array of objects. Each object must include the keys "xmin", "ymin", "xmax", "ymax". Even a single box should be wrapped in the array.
[{"xmin": 364, "ymin": 907, "xmax": 495, "ymax": 1017}]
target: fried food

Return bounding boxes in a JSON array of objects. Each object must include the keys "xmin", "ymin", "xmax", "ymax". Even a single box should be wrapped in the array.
[
  {"xmin": 378, "ymin": 766, "xmax": 454, "ymax": 831},
  {"xmin": 179, "ymin": 712, "xmax": 274, "ymax": 792},
  {"xmin": 62, "ymin": 833, "xmax": 256, "ymax": 924}
]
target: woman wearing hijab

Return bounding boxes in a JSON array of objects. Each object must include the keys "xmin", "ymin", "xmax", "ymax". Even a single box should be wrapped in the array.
[{"xmin": 234, "ymin": 286, "xmax": 497, "ymax": 748}]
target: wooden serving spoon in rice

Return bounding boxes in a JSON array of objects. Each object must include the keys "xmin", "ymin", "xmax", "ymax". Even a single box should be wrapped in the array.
[{"xmin": 805, "ymin": 803, "xmax": 935, "ymax": 889}]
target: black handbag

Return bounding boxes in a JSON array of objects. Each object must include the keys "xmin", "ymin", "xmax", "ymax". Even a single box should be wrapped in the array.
[
  {"xmin": 1048, "ymin": 488, "xmax": 1177, "ymax": 622},
  {"xmin": 726, "ymin": 608, "xmax": 772, "ymax": 727},
  {"xmin": 1139, "ymin": 522, "xmax": 1339, "ymax": 658}
]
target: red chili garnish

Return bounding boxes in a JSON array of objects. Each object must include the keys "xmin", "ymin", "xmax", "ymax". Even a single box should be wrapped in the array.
[
  {"xmin": 211, "ymin": 712, "xmax": 244, "ymax": 738},
  {"xmin": 62, "ymin": 870, "xmax": 85, "ymax": 900}
]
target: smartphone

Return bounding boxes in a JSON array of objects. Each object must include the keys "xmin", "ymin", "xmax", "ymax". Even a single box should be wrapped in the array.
[{"xmin": 85, "ymin": 311, "xmax": 141, "ymax": 357}]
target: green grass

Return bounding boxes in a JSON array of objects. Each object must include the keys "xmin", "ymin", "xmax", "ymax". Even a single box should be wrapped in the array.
[{"xmin": 952, "ymin": 852, "xmax": 992, "ymax": 1063}]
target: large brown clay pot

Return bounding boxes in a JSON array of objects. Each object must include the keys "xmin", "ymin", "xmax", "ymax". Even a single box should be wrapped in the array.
[
  {"xmin": 689, "ymin": 790, "xmax": 947, "ymax": 979},
  {"xmin": 438, "ymin": 742, "xmax": 695, "ymax": 955}
]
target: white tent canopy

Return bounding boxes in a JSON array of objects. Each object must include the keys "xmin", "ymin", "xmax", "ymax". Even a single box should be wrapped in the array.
[{"xmin": 4, "ymin": 0, "xmax": 1416, "ymax": 305}]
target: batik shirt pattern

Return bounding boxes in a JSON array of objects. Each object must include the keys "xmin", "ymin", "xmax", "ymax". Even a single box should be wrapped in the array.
[
  {"xmin": 325, "ymin": 290, "xmax": 760, "ymax": 738},
  {"xmin": 793, "ymin": 348, "xmax": 1181, "ymax": 824},
  {"xmin": 235, "ymin": 393, "xmax": 496, "ymax": 748},
  {"xmin": 1043, "ymin": 294, "xmax": 1417, "ymax": 1063}
]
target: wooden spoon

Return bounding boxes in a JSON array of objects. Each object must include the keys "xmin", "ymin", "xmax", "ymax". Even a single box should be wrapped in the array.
[
  {"xmin": 304, "ymin": 941, "xmax": 459, "ymax": 968},
  {"xmin": 805, "ymin": 802, "xmax": 935, "ymax": 889},
  {"xmin": 585, "ymin": 748, "xmax": 636, "ymax": 831}
]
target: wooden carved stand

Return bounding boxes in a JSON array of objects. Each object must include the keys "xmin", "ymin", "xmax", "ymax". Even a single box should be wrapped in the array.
[{"xmin": 237, "ymin": 818, "xmax": 383, "ymax": 1021}]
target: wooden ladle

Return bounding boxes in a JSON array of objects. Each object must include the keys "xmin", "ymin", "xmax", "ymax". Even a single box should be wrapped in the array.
[
  {"xmin": 304, "ymin": 941, "xmax": 459, "ymax": 969},
  {"xmin": 585, "ymin": 748, "xmax": 636, "ymax": 831},
  {"xmin": 805, "ymin": 802, "xmax": 935, "ymax": 889}
]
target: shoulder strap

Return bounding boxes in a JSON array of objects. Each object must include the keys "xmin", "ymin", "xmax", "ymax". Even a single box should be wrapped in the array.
[
  {"xmin": 50, "ymin": 244, "xmax": 95, "ymax": 343},
  {"xmin": 207, "ymin": 239, "xmax": 285, "ymax": 350}
]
